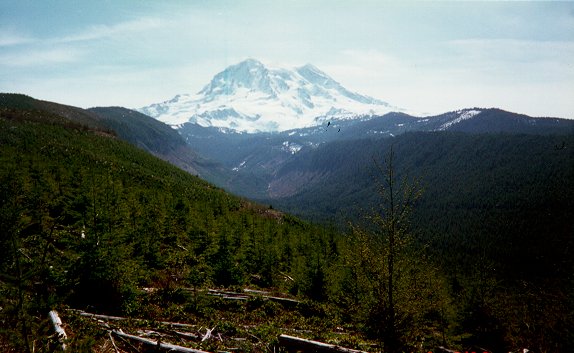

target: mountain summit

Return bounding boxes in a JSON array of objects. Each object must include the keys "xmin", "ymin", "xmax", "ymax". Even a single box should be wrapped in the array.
[{"xmin": 139, "ymin": 59, "xmax": 401, "ymax": 132}]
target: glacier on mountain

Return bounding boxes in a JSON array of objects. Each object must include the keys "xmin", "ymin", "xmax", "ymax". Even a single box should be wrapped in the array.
[{"xmin": 139, "ymin": 59, "xmax": 402, "ymax": 133}]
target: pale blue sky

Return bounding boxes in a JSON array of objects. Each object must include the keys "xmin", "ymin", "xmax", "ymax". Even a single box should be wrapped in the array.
[{"xmin": 1, "ymin": 0, "xmax": 573, "ymax": 118}]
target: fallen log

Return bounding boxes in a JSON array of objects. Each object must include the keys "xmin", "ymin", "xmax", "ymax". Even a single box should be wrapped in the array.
[
  {"xmin": 207, "ymin": 289, "xmax": 249, "ymax": 300},
  {"xmin": 279, "ymin": 271, "xmax": 295, "ymax": 282},
  {"xmin": 48, "ymin": 310, "xmax": 67, "ymax": 351},
  {"xmin": 209, "ymin": 288, "xmax": 300, "ymax": 306},
  {"xmin": 243, "ymin": 288, "xmax": 271, "ymax": 295},
  {"xmin": 437, "ymin": 346, "xmax": 492, "ymax": 353},
  {"xmin": 71, "ymin": 309, "xmax": 197, "ymax": 329},
  {"xmin": 108, "ymin": 331, "xmax": 120, "ymax": 353},
  {"xmin": 170, "ymin": 330, "xmax": 201, "ymax": 340},
  {"xmin": 167, "ymin": 287, "xmax": 302, "ymax": 307},
  {"xmin": 221, "ymin": 295, "xmax": 249, "ymax": 301},
  {"xmin": 265, "ymin": 295, "xmax": 300, "ymax": 306},
  {"xmin": 73, "ymin": 311, "xmax": 126, "ymax": 321},
  {"xmin": 243, "ymin": 288, "xmax": 301, "ymax": 306},
  {"xmin": 111, "ymin": 330, "xmax": 211, "ymax": 353},
  {"xmin": 278, "ymin": 334, "xmax": 369, "ymax": 353},
  {"xmin": 201, "ymin": 327, "xmax": 215, "ymax": 342}
]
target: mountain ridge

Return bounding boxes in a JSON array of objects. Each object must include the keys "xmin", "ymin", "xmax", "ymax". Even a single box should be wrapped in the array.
[
  {"xmin": 139, "ymin": 59, "xmax": 398, "ymax": 132},
  {"xmin": 173, "ymin": 107, "xmax": 574, "ymax": 206}
]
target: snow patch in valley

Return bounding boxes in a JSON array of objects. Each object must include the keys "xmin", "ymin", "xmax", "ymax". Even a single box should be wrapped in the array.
[
  {"xmin": 282, "ymin": 141, "xmax": 303, "ymax": 154},
  {"xmin": 232, "ymin": 160, "xmax": 247, "ymax": 172}
]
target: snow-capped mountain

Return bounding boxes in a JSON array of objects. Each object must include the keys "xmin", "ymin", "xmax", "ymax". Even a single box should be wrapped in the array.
[{"xmin": 139, "ymin": 59, "xmax": 402, "ymax": 133}]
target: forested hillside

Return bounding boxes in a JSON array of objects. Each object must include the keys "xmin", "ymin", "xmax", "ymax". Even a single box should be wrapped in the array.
[
  {"xmin": 0, "ymin": 102, "xmax": 348, "ymax": 351},
  {"xmin": 1, "ymin": 95, "xmax": 572, "ymax": 352},
  {"xmin": 269, "ymin": 132, "xmax": 574, "ymax": 351},
  {"xmin": 177, "ymin": 109, "xmax": 574, "ymax": 200}
]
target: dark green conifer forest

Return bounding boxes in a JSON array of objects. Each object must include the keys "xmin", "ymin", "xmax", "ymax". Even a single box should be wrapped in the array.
[{"xmin": 0, "ymin": 96, "xmax": 572, "ymax": 352}]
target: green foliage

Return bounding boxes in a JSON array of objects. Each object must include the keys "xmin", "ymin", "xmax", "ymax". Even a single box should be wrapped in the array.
[
  {"xmin": 1, "ymin": 98, "xmax": 572, "ymax": 352},
  {"xmin": 0, "ymin": 106, "xmax": 347, "ymax": 350},
  {"xmin": 275, "ymin": 131, "xmax": 574, "ymax": 351},
  {"xmin": 332, "ymin": 150, "xmax": 451, "ymax": 352}
]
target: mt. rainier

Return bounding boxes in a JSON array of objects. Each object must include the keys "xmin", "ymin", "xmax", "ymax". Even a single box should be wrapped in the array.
[{"xmin": 139, "ymin": 59, "xmax": 401, "ymax": 133}]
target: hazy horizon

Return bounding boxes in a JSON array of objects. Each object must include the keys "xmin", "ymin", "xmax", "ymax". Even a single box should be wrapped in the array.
[{"xmin": 1, "ymin": 0, "xmax": 573, "ymax": 119}]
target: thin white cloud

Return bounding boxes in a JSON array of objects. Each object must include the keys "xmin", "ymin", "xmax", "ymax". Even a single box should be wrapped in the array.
[
  {"xmin": 0, "ymin": 31, "xmax": 34, "ymax": 46},
  {"xmin": 320, "ymin": 49, "xmax": 419, "ymax": 102},
  {"xmin": 315, "ymin": 42, "xmax": 574, "ymax": 118},
  {"xmin": 448, "ymin": 38, "xmax": 574, "ymax": 62},
  {"xmin": 326, "ymin": 50, "xmax": 411, "ymax": 79},
  {"xmin": 11, "ymin": 64, "xmax": 212, "ymax": 109},
  {"xmin": 0, "ymin": 17, "xmax": 165, "ymax": 69},
  {"xmin": 444, "ymin": 38, "xmax": 574, "ymax": 86},
  {"xmin": 56, "ymin": 17, "xmax": 164, "ymax": 43},
  {"xmin": 0, "ymin": 48, "xmax": 83, "ymax": 67}
]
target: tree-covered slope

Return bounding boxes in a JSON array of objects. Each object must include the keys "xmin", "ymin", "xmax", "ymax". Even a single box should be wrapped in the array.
[
  {"xmin": 267, "ymin": 132, "xmax": 574, "ymax": 351},
  {"xmin": 86, "ymin": 106, "xmax": 235, "ymax": 184},
  {"xmin": 177, "ymin": 108, "xmax": 574, "ymax": 199},
  {"xmin": 0, "ymin": 94, "xmax": 235, "ymax": 182},
  {"xmin": 88, "ymin": 106, "xmax": 197, "ymax": 156},
  {"xmin": 0, "ymin": 103, "xmax": 348, "ymax": 351},
  {"xmin": 1, "ymin": 94, "xmax": 572, "ymax": 352},
  {"xmin": 270, "ymin": 132, "xmax": 574, "ymax": 274},
  {"xmin": 0, "ymin": 93, "xmax": 110, "ymax": 131}
]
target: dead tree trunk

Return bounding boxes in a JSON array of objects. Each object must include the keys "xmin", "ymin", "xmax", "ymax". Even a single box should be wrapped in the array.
[
  {"xmin": 203, "ymin": 288, "xmax": 301, "ymax": 306},
  {"xmin": 111, "ymin": 330, "xmax": 211, "ymax": 353},
  {"xmin": 278, "ymin": 334, "xmax": 369, "ymax": 353},
  {"xmin": 71, "ymin": 309, "xmax": 197, "ymax": 329},
  {"xmin": 48, "ymin": 310, "xmax": 67, "ymax": 351}
]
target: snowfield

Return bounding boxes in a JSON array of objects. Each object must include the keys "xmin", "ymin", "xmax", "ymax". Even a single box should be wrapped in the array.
[{"xmin": 139, "ymin": 59, "xmax": 403, "ymax": 133}]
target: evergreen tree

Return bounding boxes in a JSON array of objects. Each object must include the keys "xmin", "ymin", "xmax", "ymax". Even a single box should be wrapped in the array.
[{"xmin": 342, "ymin": 148, "xmax": 449, "ymax": 352}]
